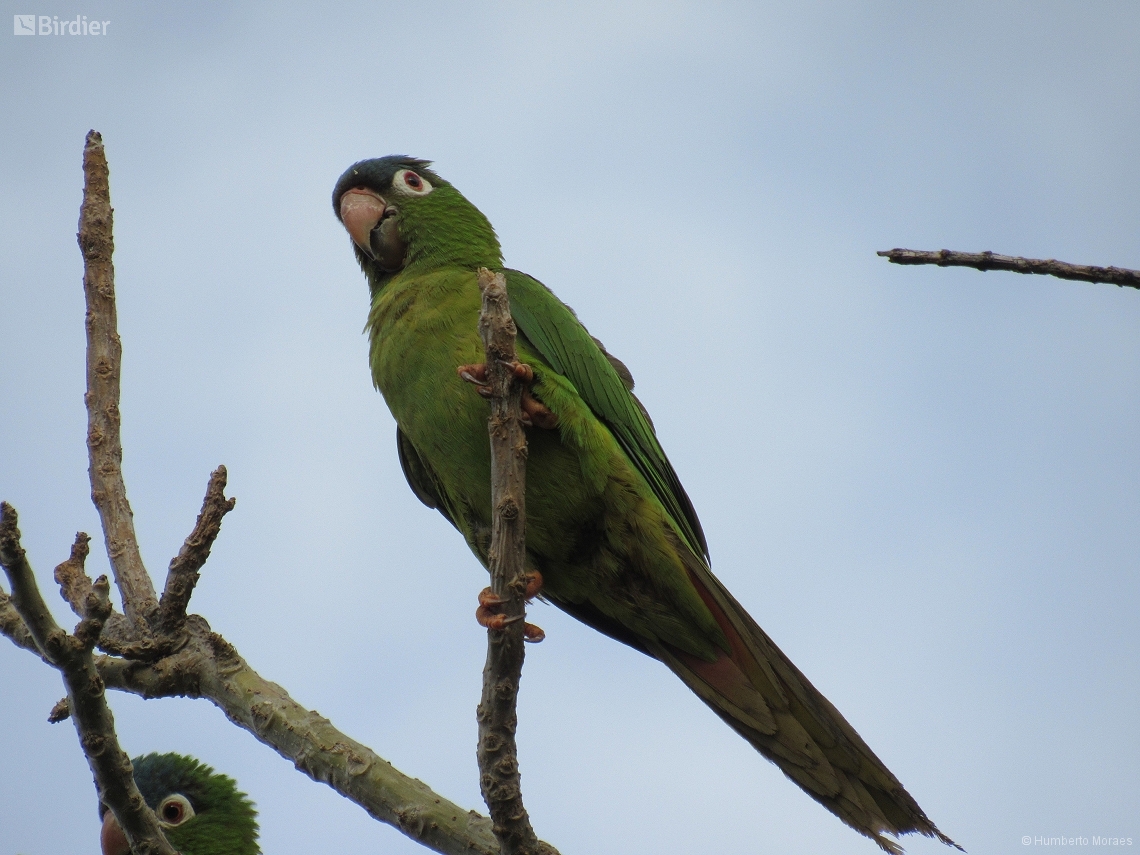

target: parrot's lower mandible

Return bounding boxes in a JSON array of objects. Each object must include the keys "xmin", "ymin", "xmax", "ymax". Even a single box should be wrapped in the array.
[{"xmin": 333, "ymin": 156, "xmax": 958, "ymax": 854}]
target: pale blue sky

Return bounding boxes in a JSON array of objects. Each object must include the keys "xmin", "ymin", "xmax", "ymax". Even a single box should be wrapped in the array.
[{"xmin": 2, "ymin": 3, "xmax": 1138, "ymax": 854}]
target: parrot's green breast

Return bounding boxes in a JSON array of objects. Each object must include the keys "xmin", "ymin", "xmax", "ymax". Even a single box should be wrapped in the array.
[{"xmin": 366, "ymin": 265, "xmax": 724, "ymax": 659}]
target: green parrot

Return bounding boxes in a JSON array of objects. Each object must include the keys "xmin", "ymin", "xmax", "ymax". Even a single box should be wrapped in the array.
[
  {"xmin": 333, "ymin": 157, "xmax": 958, "ymax": 854},
  {"xmin": 99, "ymin": 753, "xmax": 259, "ymax": 855}
]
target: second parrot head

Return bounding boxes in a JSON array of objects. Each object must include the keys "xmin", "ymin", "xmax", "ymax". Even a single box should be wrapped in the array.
[
  {"xmin": 99, "ymin": 753, "xmax": 259, "ymax": 855},
  {"xmin": 333, "ymin": 156, "xmax": 502, "ymax": 282}
]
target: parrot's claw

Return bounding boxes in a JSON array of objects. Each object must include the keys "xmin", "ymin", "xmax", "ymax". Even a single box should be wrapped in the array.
[
  {"xmin": 476, "ymin": 572, "xmax": 545, "ymax": 642},
  {"xmin": 507, "ymin": 361, "xmax": 534, "ymax": 383},
  {"xmin": 458, "ymin": 360, "xmax": 533, "ymax": 384},
  {"xmin": 457, "ymin": 362, "xmax": 490, "ymax": 383},
  {"xmin": 520, "ymin": 394, "xmax": 558, "ymax": 429},
  {"xmin": 458, "ymin": 365, "xmax": 494, "ymax": 397},
  {"xmin": 522, "ymin": 569, "xmax": 544, "ymax": 600},
  {"xmin": 456, "ymin": 362, "xmax": 559, "ymax": 429}
]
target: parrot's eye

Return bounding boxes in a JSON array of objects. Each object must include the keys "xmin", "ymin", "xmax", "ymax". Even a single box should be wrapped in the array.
[
  {"xmin": 393, "ymin": 170, "xmax": 432, "ymax": 196},
  {"xmin": 156, "ymin": 794, "xmax": 195, "ymax": 827}
]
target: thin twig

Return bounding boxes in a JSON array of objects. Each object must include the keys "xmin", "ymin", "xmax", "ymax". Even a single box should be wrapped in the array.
[
  {"xmin": 474, "ymin": 269, "xmax": 557, "ymax": 855},
  {"xmin": 877, "ymin": 248, "xmax": 1140, "ymax": 290},
  {"xmin": 1, "ymin": 504, "xmax": 70, "ymax": 661},
  {"xmin": 55, "ymin": 532, "xmax": 93, "ymax": 616},
  {"xmin": 1, "ymin": 588, "xmax": 43, "ymax": 659},
  {"xmin": 158, "ymin": 466, "xmax": 236, "ymax": 632},
  {"xmin": 0, "ymin": 503, "xmax": 178, "ymax": 855},
  {"xmin": 79, "ymin": 130, "xmax": 157, "ymax": 626}
]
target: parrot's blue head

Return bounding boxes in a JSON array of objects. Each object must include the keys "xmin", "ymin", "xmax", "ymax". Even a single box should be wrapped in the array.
[
  {"xmin": 332, "ymin": 155, "xmax": 439, "ymax": 216},
  {"xmin": 333, "ymin": 156, "xmax": 501, "ymax": 284}
]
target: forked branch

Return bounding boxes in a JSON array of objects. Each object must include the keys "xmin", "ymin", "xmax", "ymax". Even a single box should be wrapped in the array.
[
  {"xmin": 0, "ymin": 503, "xmax": 179, "ymax": 855},
  {"xmin": 0, "ymin": 132, "xmax": 559, "ymax": 855}
]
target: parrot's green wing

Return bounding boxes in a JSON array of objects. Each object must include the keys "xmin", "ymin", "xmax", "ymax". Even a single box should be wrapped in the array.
[
  {"xmin": 504, "ymin": 269, "xmax": 709, "ymax": 562},
  {"xmin": 397, "ymin": 426, "xmax": 460, "ymax": 528},
  {"xmin": 400, "ymin": 402, "xmax": 661, "ymax": 655}
]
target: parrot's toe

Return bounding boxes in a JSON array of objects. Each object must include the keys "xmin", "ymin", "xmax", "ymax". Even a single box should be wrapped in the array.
[
  {"xmin": 476, "ymin": 584, "xmax": 545, "ymax": 642},
  {"xmin": 457, "ymin": 363, "xmax": 493, "ymax": 397},
  {"xmin": 457, "ymin": 362, "xmax": 559, "ymax": 429},
  {"xmin": 520, "ymin": 392, "xmax": 558, "ymax": 429},
  {"xmin": 476, "ymin": 587, "xmax": 509, "ymax": 630},
  {"xmin": 522, "ymin": 569, "xmax": 544, "ymax": 599}
]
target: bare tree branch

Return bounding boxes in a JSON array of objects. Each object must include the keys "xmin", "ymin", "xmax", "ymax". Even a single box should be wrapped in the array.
[
  {"xmin": 877, "ymin": 248, "xmax": 1140, "ymax": 289},
  {"xmin": 1, "ymin": 505, "xmax": 70, "ymax": 660},
  {"xmin": 79, "ymin": 130, "xmax": 157, "ymax": 626},
  {"xmin": 0, "ymin": 502, "xmax": 178, "ymax": 855},
  {"xmin": 55, "ymin": 532, "xmax": 93, "ymax": 616},
  {"xmin": 158, "ymin": 466, "xmax": 235, "ymax": 633},
  {"xmin": 98, "ymin": 626, "xmax": 502, "ymax": 854},
  {"xmin": 0, "ymin": 497, "xmax": 552, "ymax": 855},
  {"xmin": 474, "ymin": 269, "xmax": 558, "ymax": 855},
  {"xmin": 1, "ymin": 588, "xmax": 43, "ymax": 659}
]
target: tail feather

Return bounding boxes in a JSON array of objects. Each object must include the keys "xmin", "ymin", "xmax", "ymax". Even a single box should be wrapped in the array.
[{"xmin": 653, "ymin": 560, "xmax": 962, "ymax": 854}]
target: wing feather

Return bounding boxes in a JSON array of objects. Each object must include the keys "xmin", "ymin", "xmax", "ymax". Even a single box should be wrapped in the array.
[{"xmin": 504, "ymin": 269, "xmax": 709, "ymax": 561}]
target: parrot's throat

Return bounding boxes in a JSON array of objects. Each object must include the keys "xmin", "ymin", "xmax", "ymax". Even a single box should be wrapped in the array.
[{"xmin": 398, "ymin": 191, "xmax": 503, "ymax": 273}]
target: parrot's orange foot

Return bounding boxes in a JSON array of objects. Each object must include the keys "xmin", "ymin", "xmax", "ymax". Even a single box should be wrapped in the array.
[
  {"xmin": 458, "ymin": 363, "xmax": 493, "ymax": 397},
  {"xmin": 521, "ymin": 394, "xmax": 558, "ymax": 430},
  {"xmin": 522, "ymin": 569, "xmax": 544, "ymax": 600},
  {"xmin": 476, "ymin": 580, "xmax": 545, "ymax": 643},
  {"xmin": 456, "ymin": 363, "xmax": 559, "ymax": 430},
  {"xmin": 476, "ymin": 586, "xmax": 506, "ymax": 627}
]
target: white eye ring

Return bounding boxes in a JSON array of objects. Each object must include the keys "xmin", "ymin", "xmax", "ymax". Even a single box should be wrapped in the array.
[
  {"xmin": 392, "ymin": 169, "xmax": 433, "ymax": 196},
  {"xmin": 156, "ymin": 794, "xmax": 195, "ymax": 828}
]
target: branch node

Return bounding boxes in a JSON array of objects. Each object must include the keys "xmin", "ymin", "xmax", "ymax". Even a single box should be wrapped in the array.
[{"xmin": 49, "ymin": 697, "xmax": 72, "ymax": 723}]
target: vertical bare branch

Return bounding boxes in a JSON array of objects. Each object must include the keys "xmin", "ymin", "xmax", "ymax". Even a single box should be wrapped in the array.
[
  {"xmin": 79, "ymin": 130, "xmax": 157, "ymax": 626},
  {"xmin": 0, "ymin": 502, "xmax": 177, "ymax": 855},
  {"xmin": 474, "ymin": 269, "xmax": 558, "ymax": 855}
]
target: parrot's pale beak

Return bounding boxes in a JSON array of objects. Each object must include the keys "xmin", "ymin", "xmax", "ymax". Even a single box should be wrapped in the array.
[
  {"xmin": 100, "ymin": 810, "xmax": 130, "ymax": 855},
  {"xmin": 339, "ymin": 187, "xmax": 388, "ymax": 257}
]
